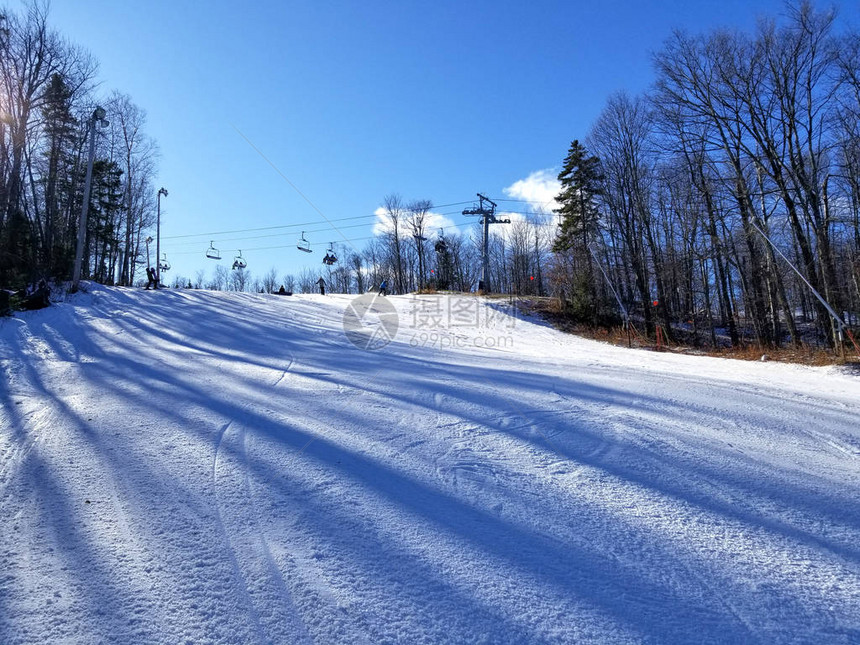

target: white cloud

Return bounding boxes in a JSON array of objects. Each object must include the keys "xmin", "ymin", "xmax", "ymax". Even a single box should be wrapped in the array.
[
  {"xmin": 427, "ymin": 212, "xmax": 459, "ymax": 237},
  {"xmin": 491, "ymin": 211, "xmax": 527, "ymax": 242},
  {"xmin": 372, "ymin": 207, "xmax": 390, "ymax": 236},
  {"xmin": 489, "ymin": 210, "xmax": 560, "ymax": 244},
  {"xmin": 372, "ymin": 207, "xmax": 459, "ymax": 238},
  {"xmin": 503, "ymin": 169, "xmax": 561, "ymax": 212}
]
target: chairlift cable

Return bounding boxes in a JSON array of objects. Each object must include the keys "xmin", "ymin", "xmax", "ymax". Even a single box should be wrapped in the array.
[
  {"xmin": 168, "ymin": 213, "xmax": 548, "ymax": 257},
  {"xmin": 161, "ymin": 200, "xmax": 480, "ymax": 241},
  {"xmin": 164, "ymin": 213, "xmax": 482, "ymax": 249},
  {"xmin": 171, "ymin": 236, "xmax": 380, "ymax": 256}
]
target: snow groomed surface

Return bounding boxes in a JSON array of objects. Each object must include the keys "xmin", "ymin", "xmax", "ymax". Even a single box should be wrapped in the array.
[{"xmin": 1, "ymin": 285, "xmax": 859, "ymax": 643}]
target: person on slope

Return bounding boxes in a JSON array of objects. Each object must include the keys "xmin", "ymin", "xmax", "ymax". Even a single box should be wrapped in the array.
[
  {"xmin": 317, "ymin": 277, "xmax": 326, "ymax": 295},
  {"xmin": 378, "ymin": 279, "xmax": 388, "ymax": 296},
  {"xmin": 145, "ymin": 267, "xmax": 158, "ymax": 290}
]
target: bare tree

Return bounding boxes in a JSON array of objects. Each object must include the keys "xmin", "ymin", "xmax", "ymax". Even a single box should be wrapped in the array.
[
  {"xmin": 407, "ymin": 199, "xmax": 431, "ymax": 290},
  {"xmin": 588, "ymin": 92, "xmax": 665, "ymax": 336},
  {"xmin": 349, "ymin": 252, "xmax": 365, "ymax": 293},
  {"xmin": 229, "ymin": 266, "xmax": 249, "ymax": 292},
  {"xmin": 208, "ymin": 265, "xmax": 228, "ymax": 290},
  {"xmin": 282, "ymin": 273, "xmax": 296, "ymax": 293},
  {"xmin": 382, "ymin": 194, "xmax": 406, "ymax": 294},
  {"xmin": 106, "ymin": 91, "xmax": 158, "ymax": 286},
  {"xmin": 297, "ymin": 267, "xmax": 316, "ymax": 294},
  {"xmin": 262, "ymin": 266, "xmax": 278, "ymax": 293}
]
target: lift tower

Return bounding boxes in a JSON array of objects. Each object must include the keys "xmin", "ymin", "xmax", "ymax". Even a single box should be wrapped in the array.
[{"xmin": 463, "ymin": 193, "xmax": 509, "ymax": 293}]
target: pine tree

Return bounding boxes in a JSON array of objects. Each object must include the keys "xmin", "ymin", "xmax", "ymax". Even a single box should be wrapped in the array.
[
  {"xmin": 40, "ymin": 73, "xmax": 79, "ymax": 276},
  {"xmin": 553, "ymin": 140, "xmax": 603, "ymax": 253},
  {"xmin": 552, "ymin": 140, "xmax": 611, "ymax": 324},
  {"xmin": 89, "ymin": 160, "xmax": 124, "ymax": 283}
]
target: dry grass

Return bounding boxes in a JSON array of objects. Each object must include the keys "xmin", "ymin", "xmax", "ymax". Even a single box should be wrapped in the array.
[
  {"xmin": 515, "ymin": 297, "xmax": 860, "ymax": 368},
  {"xmin": 701, "ymin": 344, "xmax": 849, "ymax": 366}
]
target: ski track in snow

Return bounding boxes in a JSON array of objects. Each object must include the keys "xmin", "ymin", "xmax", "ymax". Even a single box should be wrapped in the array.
[
  {"xmin": 1, "ymin": 286, "xmax": 859, "ymax": 644},
  {"xmin": 210, "ymin": 352, "xmax": 315, "ymax": 643}
]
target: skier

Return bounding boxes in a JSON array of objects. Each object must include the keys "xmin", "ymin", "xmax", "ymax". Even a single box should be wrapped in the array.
[
  {"xmin": 378, "ymin": 279, "xmax": 388, "ymax": 296},
  {"xmin": 145, "ymin": 267, "xmax": 157, "ymax": 290},
  {"xmin": 317, "ymin": 277, "xmax": 326, "ymax": 295},
  {"xmin": 20, "ymin": 280, "xmax": 50, "ymax": 310}
]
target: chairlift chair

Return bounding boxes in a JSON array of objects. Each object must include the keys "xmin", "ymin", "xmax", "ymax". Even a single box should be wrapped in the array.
[
  {"xmin": 232, "ymin": 250, "xmax": 247, "ymax": 270},
  {"xmin": 322, "ymin": 243, "xmax": 338, "ymax": 266},
  {"xmin": 297, "ymin": 231, "xmax": 313, "ymax": 253},
  {"xmin": 159, "ymin": 254, "xmax": 171, "ymax": 272},
  {"xmin": 206, "ymin": 241, "xmax": 221, "ymax": 260}
]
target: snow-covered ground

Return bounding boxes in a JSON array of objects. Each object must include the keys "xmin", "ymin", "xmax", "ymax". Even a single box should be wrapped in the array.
[{"xmin": 1, "ymin": 285, "xmax": 859, "ymax": 644}]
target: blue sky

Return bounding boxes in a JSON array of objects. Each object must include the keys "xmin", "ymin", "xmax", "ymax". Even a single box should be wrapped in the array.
[{"xmin": 48, "ymin": 0, "xmax": 858, "ymax": 283}]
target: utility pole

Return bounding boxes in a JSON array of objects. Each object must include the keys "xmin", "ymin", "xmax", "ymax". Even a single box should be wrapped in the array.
[
  {"xmin": 156, "ymin": 187, "xmax": 168, "ymax": 287},
  {"xmin": 72, "ymin": 107, "xmax": 109, "ymax": 291},
  {"xmin": 463, "ymin": 193, "xmax": 509, "ymax": 293},
  {"xmin": 145, "ymin": 236, "xmax": 152, "ymax": 268}
]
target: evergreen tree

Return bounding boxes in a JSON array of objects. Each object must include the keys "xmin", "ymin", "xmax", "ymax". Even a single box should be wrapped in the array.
[
  {"xmin": 553, "ymin": 140, "xmax": 603, "ymax": 253},
  {"xmin": 552, "ymin": 140, "xmax": 610, "ymax": 324},
  {"xmin": 434, "ymin": 236, "xmax": 454, "ymax": 290},
  {"xmin": 88, "ymin": 160, "xmax": 124, "ymax": 283},
  {"xmin": 40, "ymin": 73, "xmax": 79, "ymax": 276}
]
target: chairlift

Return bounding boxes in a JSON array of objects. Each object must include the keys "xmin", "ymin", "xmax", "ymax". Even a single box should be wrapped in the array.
[
  {"xmin": 206, "ymin": 240, "xmax": 221, "ymax": 260},
  {"xmin": 159, "ymin": 253, "xmax": 171, "ymax": 272},
  {"xmin": 232, "ymin": 250, "xmax": 247, "ymax": 270},
  {"xmin": 297, "ymin": 231, "xmax": 313, "ymax": 253},
  {"xmin": 322, "ymin": 242, "xmax": 338, "ymax": 266}
]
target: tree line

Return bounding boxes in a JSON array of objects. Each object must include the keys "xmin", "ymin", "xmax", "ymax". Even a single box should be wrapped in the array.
[
  {"xmin": 0, "ymin": 2, "xmax": 158, "ymax": 289},
  {"xmin": 559, "ymin": 1, "xmax": 860, "ymax": 349}
]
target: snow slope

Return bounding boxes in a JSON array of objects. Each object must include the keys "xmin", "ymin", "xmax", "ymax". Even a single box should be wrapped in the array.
[{"xmin": 1, "ymin": 285, "xmax": 859, "ymax": 644}]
